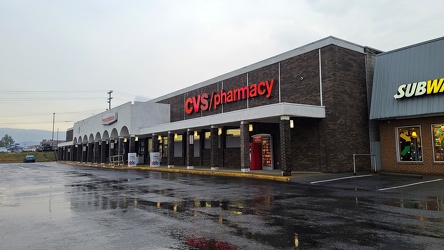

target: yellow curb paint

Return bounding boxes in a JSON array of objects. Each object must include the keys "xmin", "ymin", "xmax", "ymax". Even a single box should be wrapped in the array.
[{"xmin": 61, "ymin": 162, "xmax": 291, "ymax": 182}]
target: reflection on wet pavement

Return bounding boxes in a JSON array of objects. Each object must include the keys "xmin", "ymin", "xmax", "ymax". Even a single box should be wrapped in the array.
[
  {"xmin": 384, "ymin": 197, "xmax": 444, "ymax": 211},
  {"xmin": 2, "ymin": 163, "xmax": 444, "ymax": 249},
  {"xmin": 63, "ymin": 169, "xmax": 443, "ymax": 249}
]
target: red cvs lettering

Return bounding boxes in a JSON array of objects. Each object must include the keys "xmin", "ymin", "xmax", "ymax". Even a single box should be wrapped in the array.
[{"xmin": 192, "ymin": 95, "xmax": 201, "ymax": 113}]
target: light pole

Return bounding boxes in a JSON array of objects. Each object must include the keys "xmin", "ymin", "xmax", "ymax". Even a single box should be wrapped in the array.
[{"xmin": 52, "ymin": 113, "xmax": 55, "ymax": 145}]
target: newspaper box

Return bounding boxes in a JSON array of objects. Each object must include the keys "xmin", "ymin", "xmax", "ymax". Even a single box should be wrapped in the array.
[
  {"xmin": 150, "ymin": 152, "xmax": 161, "ymax": 167},
  {"xmin": 128, "ymin": 153, "xmax": 137, "ymax": 167}
]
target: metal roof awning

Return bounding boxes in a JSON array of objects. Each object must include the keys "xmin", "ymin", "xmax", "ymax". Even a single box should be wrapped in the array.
[{"xmin": 139, "ymin": 103, "xmax": 325, "ymax": 135}]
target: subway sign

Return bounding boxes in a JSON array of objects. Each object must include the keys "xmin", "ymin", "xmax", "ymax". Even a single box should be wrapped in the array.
[
  {"xmin": 394, "ymin": 77, "xmax": 444, "ymax": 99},
  {"xmin": 184, "ymin": 79, "xmax": 275, "ymax": 114}
]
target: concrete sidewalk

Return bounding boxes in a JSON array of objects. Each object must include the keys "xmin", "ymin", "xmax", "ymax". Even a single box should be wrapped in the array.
[{"xmin": 61, "ymin": 161, "xmax": 334, "ymax": 182}]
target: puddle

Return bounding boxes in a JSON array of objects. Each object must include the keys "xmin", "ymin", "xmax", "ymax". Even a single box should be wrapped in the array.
[
  {"xmin": 184, "ymin": 236, "xmax": 238, "ymax": 250},
  {"xmin": 384, "ymin": 196, "xmax": 443, "ymax": 211}
]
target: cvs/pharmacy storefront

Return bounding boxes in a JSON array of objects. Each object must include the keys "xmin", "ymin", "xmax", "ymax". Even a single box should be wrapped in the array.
[
  {"xmin": 139, "ymin": 36, "xmax": 378, "ymax": 174},
  {"xmin": 59, "ymin": 36, "xmax": 379, "ymax": 174}
]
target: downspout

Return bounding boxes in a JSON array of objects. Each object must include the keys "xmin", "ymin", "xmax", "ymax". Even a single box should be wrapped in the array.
[
  {"xmin": 319, "ymin": 49, "xmax": 323, "ymax": 106},
  {"xmin": 278, "ymin": 62, "xmax": 281, "ymax": 103}
]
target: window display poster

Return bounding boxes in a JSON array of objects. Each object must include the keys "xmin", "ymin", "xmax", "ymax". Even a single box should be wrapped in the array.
[{"xmin": 261, "ymin": 137, "xmax": 272, "ymax": 167}]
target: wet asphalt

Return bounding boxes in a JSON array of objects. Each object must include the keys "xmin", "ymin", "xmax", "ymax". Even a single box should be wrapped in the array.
[{"xmin": 1, "ymin": 162, "xmax": 444, "ymax": 250}]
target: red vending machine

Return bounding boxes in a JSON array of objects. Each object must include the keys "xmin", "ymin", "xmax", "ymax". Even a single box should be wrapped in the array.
[
  {"xmin": 250, "ymin": 134, "xmax": 274, "ymax": 170},
  {"xmin": 249, "ymin": 142, "xmax": 262, "ymax": 170}
]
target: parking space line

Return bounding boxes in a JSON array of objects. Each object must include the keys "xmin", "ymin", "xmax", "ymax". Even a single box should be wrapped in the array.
[
  {"xmin": 310, "ymin": 174, "xmax": 373, "ymax": 184},
  {"xmin": 378, "ymin": 179, "xmax": 443, "ymax": 191}
]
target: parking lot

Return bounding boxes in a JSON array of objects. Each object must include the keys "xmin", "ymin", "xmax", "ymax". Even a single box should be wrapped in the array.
[
  {"xmin": 306, "ymin": 172, "xmax": 442, "ymax": 191},
  {"xmin": 298, "ymin": 172, "xmax": 444, "ymax": 212},
  {"xmin": 2, "ymin": 162, "xmax": 444, "ymax": 249}
]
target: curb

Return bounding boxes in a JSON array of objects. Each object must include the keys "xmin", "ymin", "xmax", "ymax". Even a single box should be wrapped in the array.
[
  {"xmin": 62, "ymin": 162, "xmax": 292, "ymax": 182},
  {"xmin": 378, "ymin": 172, "xmax": 423, "ymax": 179}
]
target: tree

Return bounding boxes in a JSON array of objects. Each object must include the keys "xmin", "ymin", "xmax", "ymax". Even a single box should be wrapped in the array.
[{"xmin": 0, "ymin": 134, "xmax": 15, "ymax": 148}]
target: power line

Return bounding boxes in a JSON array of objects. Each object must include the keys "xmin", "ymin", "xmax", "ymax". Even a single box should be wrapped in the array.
[
  {"xmin": 0, "ymin": 121, "xmax": 74, "ymax": 125},
  {"xmin": 0, "ymin": 90, "xmax": 108, "ymax": 93},
  {"xmin": 0, "ymin": 109, "xmax": 104, "ymax": 118},
  {"xmin": 114, "ymin": 90, "xmax": 140, "ymax": 97},
  {"xmin": 0, "ymin": 97, "xmax": 104, "ymax": 100}
]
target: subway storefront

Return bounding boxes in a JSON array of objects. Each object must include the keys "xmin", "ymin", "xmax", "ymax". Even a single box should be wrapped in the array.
[{"xmin": 370, "ymin": 36, "xmax": 444, "ymax": 174}]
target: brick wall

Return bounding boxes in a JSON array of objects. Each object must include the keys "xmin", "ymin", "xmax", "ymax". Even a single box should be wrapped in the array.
[
  {"xmin": 220, "ymin": 74, "xmax": 248, "ymax": 112},
  {"xmin": 248, "ymin": 64, "xmax": 279, "ymax": 108},
  {"xmin": 288, "ymin": 45, "xmax": 371, "ymax": 173},
  {"xmin": 379, "ymin": 116, "xmax": 444, "ymax": 174},
  {"xmin": 276, "ymin": 46, "xmax": 368, "ymax": 173},
  {"xmin": 280, "ymin": 50, "xmax": 320, "ymax": 105},
  {"xmin": 157, "ymin": 44, "xmax": 372, "ymax": 173}
]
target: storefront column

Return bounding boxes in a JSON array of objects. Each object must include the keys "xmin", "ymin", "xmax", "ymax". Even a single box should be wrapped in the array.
[
  {"xmin": 75, "ymin": 144, "xmax": 79, "ymax": 162},
  {"xmin": 100, "ymin": 140, "xmax": 107, "ymax": 164},
  {"xmin": 210, "ymin": 125, "xmax": 219, "ymax": 170},
  {"xmin": 91, "ymin": 143, "xmax": 95, "ymax": 163},
  {"xmin": 280, "ymin": 116, "xmax": 292, "ymax": 176},
  {"xmin": 93, "ymin": 141, "xmax": 99, "ymax": 163},
  {"xmin": 199, "ymin": 131, "xmax": 204, "ymax": 167},
  {"xmin": 219, "ymin": 127, "xmax": 226, "ymax": 168},
  {"xmin": 87, "ymin": 142, "xmax": 93, "ymax": 162},
  {"xmin": 186, "ymin": 129, "xmax": 194, "ymax": 169},
  {"xmin": 118, "ymin": 137, "xmax": 125, "ymax": 164},
  {"xmin": 79, "ymin": 144, "xmax": 83, "ymax": 162},
  {"xmin": 129, "ymin": 135, "xmax": 136, "ymax": 153},
  {"xmin": 109, "ymin": 139, "xmax": 116, "ymax": 159},
  {"xmin": 82, "ymin": 144, "xmax": 87, "ymax": 162},
  {"xmin": 78, "ymin": 144, "xmax": 82, "ymax": 162},
  {"xmin": 143, "ymin": 137, "xmax": 149, "ymax": 164},
  {"xmin": 152, "ymin": 134, "xmax": 159, "ymax": 152},
  {"xmin": 240, "ymin": 121, "xmax": 250, "ymax": 172},
  {"xmin": 58, "ymin": 148, "xmax": 63, "ymax": 161},
  {"xmin": 167, "ymin": 131, "xmax": 174, "ymax": 168},
  {"xmin": 69, "ymin": 145, "xmax": 73, "ymax": 161}
]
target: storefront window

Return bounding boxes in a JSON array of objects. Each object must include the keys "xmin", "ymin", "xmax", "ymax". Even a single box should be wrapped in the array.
[
  {"xmin": 204, "ymin": 132, "xmax": 211, "ymax": 149},
  {"xmin": 161, "ymin": 137, "xmax": 168, "ymax": 158},
  {"xmin": 397, "ymin": 126, "xmax": 422, "ymax": 162},
  {"xmin": 432, "ymin": 124, "xmax": 444, "ymax": 161},
  {"xmin": 148, "ymin": 138, "xmax": 152, "ymax": 152},
  {"xmin": 226, "ymin": 129, "xmax": 240, "ymax": 148},
  {"xmin": 174, "ymin": 134, "xmax": 183, "ymax": 157}
]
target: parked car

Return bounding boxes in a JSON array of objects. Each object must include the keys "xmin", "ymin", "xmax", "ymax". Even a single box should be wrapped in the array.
[
  {"xmin": 37, "ymin": 144, "xmax": 53, "ymax": 152},
  {"xmin": 23, "ymin": 155, "xmax": 36, "ymax": 163},
  {"xmin": 22, "ymin": 147, "xmax": 35, "ymax": 152}
]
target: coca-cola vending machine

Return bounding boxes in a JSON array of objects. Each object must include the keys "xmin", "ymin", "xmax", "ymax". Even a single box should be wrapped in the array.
[{"xmin": 250, "ymin": 134, "xmax": 274, "ymax": 170}]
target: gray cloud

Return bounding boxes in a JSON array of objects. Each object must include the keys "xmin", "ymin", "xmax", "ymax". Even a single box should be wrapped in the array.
[{"xmin": 0, "ymin": 0, "xmax": 443, "ymax": 131}]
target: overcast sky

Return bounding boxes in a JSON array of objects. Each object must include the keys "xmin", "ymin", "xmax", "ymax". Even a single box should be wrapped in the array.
[{"xmin": 1, "ymin": 0, "xmax": 443, "ymax": 132}]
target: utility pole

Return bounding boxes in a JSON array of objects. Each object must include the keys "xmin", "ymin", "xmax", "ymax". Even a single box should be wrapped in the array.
[
  {"xmin": 107, "ymin": 90, "xmax": 113, "ymax": 110},
  {"xmin": 52, "ymin": 113, "xmax": 55, "ymax": 145}
]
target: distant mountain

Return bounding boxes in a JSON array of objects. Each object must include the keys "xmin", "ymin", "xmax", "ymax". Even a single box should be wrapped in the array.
[{"xmin": 0, "ymin": 128, "xmax": 66, "ymax": 147}]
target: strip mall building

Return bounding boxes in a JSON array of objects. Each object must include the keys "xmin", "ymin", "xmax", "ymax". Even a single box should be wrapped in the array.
[{"xmin": 57, "ymin": 36, "xmax": 444, "ymax": 175}]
